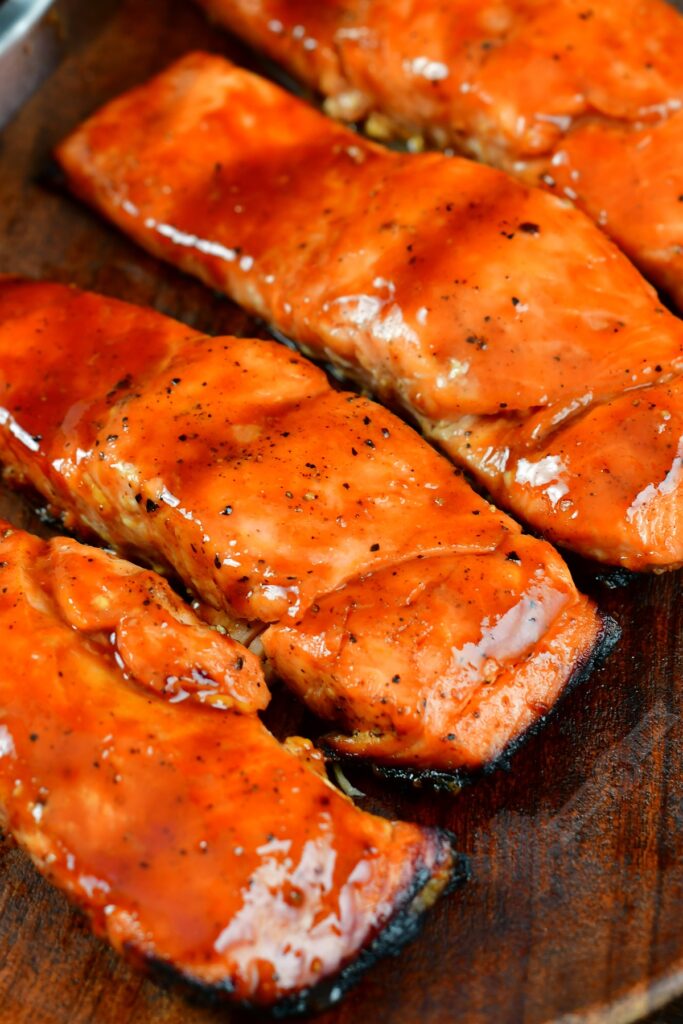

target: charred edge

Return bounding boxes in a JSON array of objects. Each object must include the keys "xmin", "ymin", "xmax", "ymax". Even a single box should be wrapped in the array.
[
  {"xmin": 36, "ymin": 157, "xmax": 68, "ymax": 193},
  {"xmin": 319, "ymin": 743, "xmax": 472, "ymax": 794},
  {"xmin": 270, "ymin": 829, "xmax": 468, "ymax": 1019},
  {"xmin": 130, "ymin": 828, "xmax": 467, "ymax": 1018},
  {"xmin": 559, "ymin": 544, "xmax": 646, "ymax": 590},
  {"xmin": 4, "ymin": 472, "xmax": 620, "ymax": 793},
  {"xmin": 324, "ymin": 611, "xmax": 621, "ymax": 793},
  {"xmin": 585, "ymin": 565, "xmax": 640, "ymax": 591},
  {"xmin": 367, "ymin": 760, "xmax": 468, "ymax": 793},
  {"xmin": 477, "ymin": 609, "xmax": 621, "ymax": 775},
  {"xmin": 440, "ymin": 834, "xmax": 471, "ymax": 896}
]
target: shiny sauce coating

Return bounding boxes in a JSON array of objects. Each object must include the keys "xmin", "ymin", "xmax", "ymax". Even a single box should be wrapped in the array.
[
  {"xmin": 0, "ymin": 279, "xmax": 601, "ymax": 769},
  {"xmin": 195, "ymin": 0, "xmax": 683, "ymax": 308},
  {"xmin": 56, "ymin": 54, "xmax": 683, "ymax": 568},
  {"xmin": 0, "ymin": 523, "xmax": 454, "ymax": 1007}
]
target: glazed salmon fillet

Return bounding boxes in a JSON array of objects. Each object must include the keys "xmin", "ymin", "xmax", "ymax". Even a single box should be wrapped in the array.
[
  {"xmin": 0, "ymin": 279, "xmax": 605, "ymax": 773},
  {"xmin": 56, "ymin": 53, "xmax": 683, "ymax": 570},
  {"xmin": 193, "ymin": 0, "xmax": 683, "ymax": 309},
  {"xmin": 0, "ymin": 522, "xmax": 458, "ymax": 1010}
]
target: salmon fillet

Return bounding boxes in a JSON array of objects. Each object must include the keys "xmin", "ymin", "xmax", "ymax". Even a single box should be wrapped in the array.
[
  {"xmin": 56, "ymin": 53, "xmax": 683, "ymax": 569},
  {"xmin": 0, "ymin": 521, "xmax": 458, "ymax": 1011},
  {"xmin": 193, "ymin": 0, "xmax": 683, "ymax": 309},
  {"xmin": 0, "ymin": 278, "xmax": 605, "ymax": 773}
]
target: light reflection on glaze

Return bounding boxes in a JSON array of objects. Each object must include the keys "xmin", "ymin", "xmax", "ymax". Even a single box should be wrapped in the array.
[
  {"xmin": 627, "ymin": 435, "xmax": 683, "ymax": 542},
  {"xmin": 403, "ymin": 57, "xmax": 450, "ymax": 83},
  {"xmin": 143, "ymin": 214, "xmax": 240, "ymax": 264},
  {"xmin": 0, "ymin": 407, "xmax": 40, "ymax": 453},
  {"xmin": 212, "ymin": 833, "xmax": 364, "ymax": 991},
  {"xmin": 0, "ymin": 725, "xmax": 15, "ymax": 759},
  {"xmin": 515, "ymin": 455, "xmax": 570, "ymax": 508},
  {"xmin": 449, "ymin": 584, "xmax": 567, "ymax": 690}
]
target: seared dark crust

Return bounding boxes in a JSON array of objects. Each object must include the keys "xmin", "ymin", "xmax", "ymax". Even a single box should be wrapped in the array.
[
  {"xmin": 273, "ymin": 830, "xmax": 467, "ymax": 1018},
  {"xmin": 324, "ymin": 612, "xmax": 621, "ymax": 793},
  {"xmin": 122, "ymin": 827, "xmax": 467, "ymax": 1017},
  {"xmin": 583, "ymin": 566, "xmax": 640, "ymax": 592}
]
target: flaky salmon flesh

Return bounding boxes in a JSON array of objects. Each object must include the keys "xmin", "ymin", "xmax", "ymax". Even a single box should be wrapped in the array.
[
  {"xmin": 0, "ymin": 278, "xmax": 606, "ymax": 773},
  {"xmin": 56, "ymin": 53, "xmax": 683, "ymax": 570},
  {"xmin": 194, "ymin": 0, "xmax": 683, "ymax": 310},
  {"xmin": 0, "ymin": 521, "xmax": 458, "ymax": 1010}
]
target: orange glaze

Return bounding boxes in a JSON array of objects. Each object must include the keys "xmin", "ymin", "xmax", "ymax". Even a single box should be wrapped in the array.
[
  {"xmin": 50, "ymin": 539, "xmax": 267, "ymax": 711},
  {"xmin": 193, "ymin": 0, "xmax": 683, "ymax": 308},
  {"xmin": 264, "ymin": 530, "xmax": 596, "ymax": 769},
  {"xmin": 0, "ymin": 278, "xmax": 603, "ymax": 771},
  {"xmin": 0, "ymin": 523, "xmax": 455, "ymax": 1008},
  {"xmin": 56, "ymin": 53, "xmax": 683, "ymax": 569}
]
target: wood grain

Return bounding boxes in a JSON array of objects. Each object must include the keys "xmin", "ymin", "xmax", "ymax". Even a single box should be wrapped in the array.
[{"xmin": 0, "ymin": 2, "xmax": 682, "ymax": 1022}]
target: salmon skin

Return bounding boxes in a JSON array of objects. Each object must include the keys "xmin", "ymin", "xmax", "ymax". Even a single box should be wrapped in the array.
[
  {"xmin": 0, "ymin": 520, "xmax": 460, "ymax": 1012},
  {"xmin": 193, "ymin": 0, "xmax": 683, "ymax": 310},
  {"xmin": 0, "ymin": 278, "xmax": 606, "ymax": 774},
  {"xmin": 56, "ymin": 53, "xmax": 683, "ymax": 571}
]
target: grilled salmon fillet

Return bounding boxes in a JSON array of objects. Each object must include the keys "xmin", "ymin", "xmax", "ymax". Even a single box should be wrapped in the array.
[
  {"xmin": 0, "ymin": 278, "xmax": 605, "ymax": 772},
  {"xmin": 56, "ymin": 53, "xmax": 683, "ymax": 569},
  {"xmin": 193, "ymin": 0, "xmax": 683, "ymax": 309},
  {"xmin": 0, "ymin": 521, "xmax": 458, "ymax": 1010}
]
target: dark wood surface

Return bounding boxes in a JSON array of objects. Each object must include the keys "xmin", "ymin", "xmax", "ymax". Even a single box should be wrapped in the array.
[{"xmin": 1, "ymin": 1, "xmax": 682, "ymax": 1022}]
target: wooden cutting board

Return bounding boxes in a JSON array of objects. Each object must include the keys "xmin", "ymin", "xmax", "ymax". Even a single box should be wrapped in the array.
[{"xmin": 0, "ymin": 2, "xmax": 682, "ymax": 1022}]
